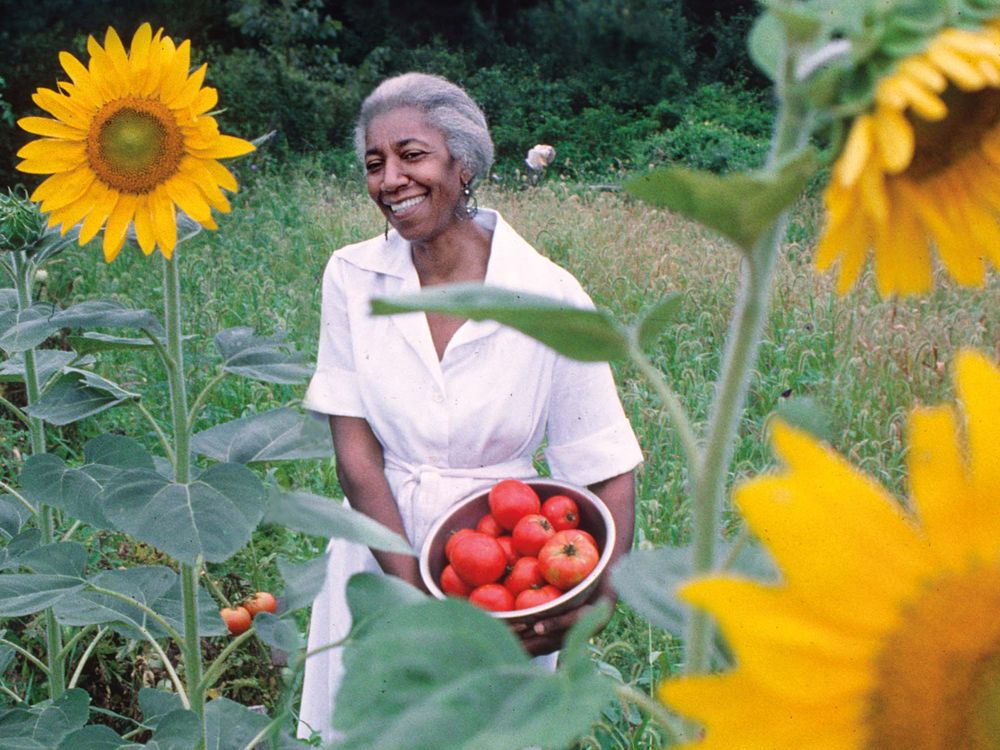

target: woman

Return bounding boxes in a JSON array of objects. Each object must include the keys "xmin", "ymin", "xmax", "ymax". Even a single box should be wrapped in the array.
[{"xmin": 298, "ymin": 72, "xmax": 643, "ymax": 742}]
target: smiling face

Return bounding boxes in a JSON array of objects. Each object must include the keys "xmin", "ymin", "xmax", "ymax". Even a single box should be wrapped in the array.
[{"xmin": 364, "ymin": 106, "xmax": 471, "ymax": 244}]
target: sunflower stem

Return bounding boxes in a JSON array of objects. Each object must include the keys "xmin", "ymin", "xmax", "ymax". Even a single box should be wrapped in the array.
[
  {"xmin": 681, "ymin": 46, "xmax": 814, "ymax": 709},
  {"xmin": 161, "ymin": 253, "xmax": 205, "ymax": 741},
  {"xmin": 10, "ymin": 248, "xmax": 66, "ymax": 700}
]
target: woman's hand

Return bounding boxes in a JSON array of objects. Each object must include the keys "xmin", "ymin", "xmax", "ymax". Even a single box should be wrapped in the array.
[{"xmin": 509, "ymin": 579, "xmax": 616, "ymax": 656}]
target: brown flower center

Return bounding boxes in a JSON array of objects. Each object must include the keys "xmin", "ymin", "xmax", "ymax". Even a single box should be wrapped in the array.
[
  {"xmin": 86, "ymin": 97, "xmax": 183, "ymax": 193},
  {"xmin": 907, "ymin": 86, "xmax": 1000, "ymax": 180},
  {"xmin": 866, "ymin": 565, "xmax": 1000, "ymax": 749}
]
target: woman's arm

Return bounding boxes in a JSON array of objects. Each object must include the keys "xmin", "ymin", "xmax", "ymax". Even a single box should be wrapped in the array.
[
  {"xmin": 329, "ymin": 415, "xmax": 424, "ymax": 590},
  {"xmin": 516, "ymin": 469, "xmax": 635, "ymax": 655}
]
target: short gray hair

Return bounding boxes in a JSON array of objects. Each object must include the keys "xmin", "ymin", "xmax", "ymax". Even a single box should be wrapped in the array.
[{"xmin": 354, "ymin": 72, "xmax": 494, "ymax": 186}]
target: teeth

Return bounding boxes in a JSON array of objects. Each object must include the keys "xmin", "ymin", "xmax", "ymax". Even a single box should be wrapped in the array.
[{"xmin": 389, "ymin": 195, "xmax": 425, "ymax": 213}]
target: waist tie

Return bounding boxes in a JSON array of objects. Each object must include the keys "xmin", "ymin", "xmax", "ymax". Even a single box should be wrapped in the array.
[{"xmin": 383, "ymin": 453, "xmax": 536, "ymax": 549}]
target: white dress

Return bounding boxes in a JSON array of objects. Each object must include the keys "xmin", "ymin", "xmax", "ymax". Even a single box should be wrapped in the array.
[{"xmin": 297, "ymin": 209, "xmax": 643, "ymax": 742}]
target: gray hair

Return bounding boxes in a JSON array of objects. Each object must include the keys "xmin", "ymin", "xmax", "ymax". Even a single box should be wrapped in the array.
[{"xmin": 354, "ymin": 72, "xmax": 494, "ymax": 186}]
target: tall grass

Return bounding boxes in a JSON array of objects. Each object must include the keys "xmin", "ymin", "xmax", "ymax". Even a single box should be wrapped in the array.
[{"xmin": 9, "ymin": 160, "xmax": 999, "ymax": 745}]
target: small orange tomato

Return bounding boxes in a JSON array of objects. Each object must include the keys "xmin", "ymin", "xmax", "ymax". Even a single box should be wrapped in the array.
[
  {"xmin": 244, "ymin": 591, "xmax": 278, "ymax": 618},
  {"xmin": 221, "ymin": 606, "xmax": 252, "ymax": 635}
]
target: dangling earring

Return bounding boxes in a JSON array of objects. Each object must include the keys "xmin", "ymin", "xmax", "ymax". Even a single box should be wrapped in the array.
[
  {"xmin": 384, "ymin": 218, "xmax": 390, "ymax": 241},
  {"xmin": 462, "ymin": 181, "xmax": 478, "ymax": 218}
]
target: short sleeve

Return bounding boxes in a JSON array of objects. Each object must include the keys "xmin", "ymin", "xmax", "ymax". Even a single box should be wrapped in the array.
[
  {"xmin": 303, "ymin": 256, "xmax": 366, "ymax": 418},
  {"xmin": 542, "ymin": 275, "xmax": 643, "ymax": 485}
]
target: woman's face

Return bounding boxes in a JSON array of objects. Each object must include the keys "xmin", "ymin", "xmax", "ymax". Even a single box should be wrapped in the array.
[{"xmin": 364, "ymin": 106, "xmax": 470, "ymax": 243}]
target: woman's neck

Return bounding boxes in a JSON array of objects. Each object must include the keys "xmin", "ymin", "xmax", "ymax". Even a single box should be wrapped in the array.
[{"xmin": 411, "ymin": 218, "xmax": 492, "ymax": 287}]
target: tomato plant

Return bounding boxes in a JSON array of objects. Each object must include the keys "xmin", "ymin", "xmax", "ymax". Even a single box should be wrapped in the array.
[
  {"xmin": 538, "ymin": 530, "xmax": 600, "ymax": 590},
  {"xmin": 488, "ymin": 479, "xmax": 541, "ymax": 530},
  {"xmin": 449, "ymin": 532, "xmax": 508, "ymax": 586},
  {"xmin": 244, "ymin": 591, "xmax": 278, "ymax": 617},
  {"xmin": 541, "ymin": 495, "xmax": 580, "ymax": 531}
]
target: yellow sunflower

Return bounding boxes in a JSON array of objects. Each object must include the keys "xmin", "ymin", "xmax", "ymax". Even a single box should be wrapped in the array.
[
  {"xmin": 661, "ymin": 349, "xmax": 1000, "ymax": 749},
  {"xmin": 817, "ymin": 23, "xmax": 1000, "ymax": 296},
  {"xmin": 16, "ymin": 24, "xmax": 254, "ymax": 262}
]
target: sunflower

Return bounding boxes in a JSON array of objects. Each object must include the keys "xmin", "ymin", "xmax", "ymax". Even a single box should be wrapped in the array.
[
  {"xmin": 661, "ymin": 349, "xmax": 1000, "ymax": 749},
  {"xmin": 817, "ymin": 22, "xmax": 1000, "ymax": 296},
  {"xmin": 16, "ymin": 24, "xmax": 254, "ymax": 262}
]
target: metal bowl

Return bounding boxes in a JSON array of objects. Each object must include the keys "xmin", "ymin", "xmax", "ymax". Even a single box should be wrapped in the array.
[{"xmin": 419, "ymin": 478, "xmax": 615, "ymax": 626}]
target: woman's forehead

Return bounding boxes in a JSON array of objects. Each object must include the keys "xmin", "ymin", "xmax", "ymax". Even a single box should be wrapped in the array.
[{"xmin": 365, "ymin": 106, "xmax": 444, "ymax": 151}]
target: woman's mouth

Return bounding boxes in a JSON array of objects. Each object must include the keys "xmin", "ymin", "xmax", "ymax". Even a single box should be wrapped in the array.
[{"xmin": 387, "ymin": 195, "xmax": 427, "ymax": 214}]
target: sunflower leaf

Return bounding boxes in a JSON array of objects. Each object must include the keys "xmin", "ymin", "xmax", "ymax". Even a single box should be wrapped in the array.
[
  {"xmin": 191, "ymin": 407, "xmax": 331, "ymax": 463},
  {"xmin": 26, "ymin": 368, "xmax": 138, "ymax": 425},
  {"xmin": 0, "ymin": 350, "xmax": 83, "ymax": 385},
  {"xmin": 214, "ymin": 327, "xmax": 312, "ymax": 385},
  {"xmin": 635, "ymin": 292, "xmax": 682, "ymax": 350},
  {"xmin": 372, "ymin": 283, "xmax": 630, "ymax": 362},
  {"xmin": 0, "ymin": 688, "xmax": 90, "ymax": 748}
]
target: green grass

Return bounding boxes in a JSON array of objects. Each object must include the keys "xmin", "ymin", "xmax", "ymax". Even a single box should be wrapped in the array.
[{"xmin": 3, "ymin": 158, "xmax": 999, "ymax": 745}]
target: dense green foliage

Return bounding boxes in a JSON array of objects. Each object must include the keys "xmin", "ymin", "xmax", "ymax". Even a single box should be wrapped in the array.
[{"xmin": 0, "ymin": 0, "xmax": 769, "ymax": 187}]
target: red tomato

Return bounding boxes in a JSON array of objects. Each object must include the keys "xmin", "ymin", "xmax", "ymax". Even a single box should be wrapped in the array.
[
  {"xmin": 440, "ymin": 564, "xmax": 471, "ymax": 597},
  {"xmin": 504, "ymin": 556, "xmax": 546, "ymax": 596},
  {"xmin": 444, "ymin": 528, "xmax": 476, "ymax": 562},
  {"xmin": 475, "ymin": 513, "xmax": 503, "ymax": 537},
  {"xmin": 220, "ymin": 606, "xmax": 252, "ymax": 635},
  {"xmin": 243, "ymin": 591, "xmax": 278, "ymax": 618},
  {"xmin": 538, "ymin": 530, "xmax": 600, "ymax": 591},
  {"xmin": 541, "ymin": 495, "xmax": 580, "ymax": 531},
  {"xmin": 469, "ymin": 583, "xmax": 515, "ymax": 612},
  {"xmin": 488, "ymin": 479, "xmax": 540, "ymax": 531},
  {"xmin": 496, "ymin": 535, "xmax": 519, "ymax": 566},
  {"xmin": 514, "ymin": 584, "xmax": 562, "ymax": 610},
  {"xmin": 449, "ymin": 532, "xmax": 507, "ymax": 587},
  {"xmin": 511, "ymin": 514, "xmax": 555, "ymax": 557}
]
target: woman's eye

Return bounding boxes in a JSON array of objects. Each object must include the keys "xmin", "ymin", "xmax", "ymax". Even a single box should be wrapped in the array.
[
  {"xmin": 365, "ymin": 161, "xmax": 382, "ymax": 173},
  {"xmin": 402, "ymin": 151, "xmax": 424, "ymax": 161}
]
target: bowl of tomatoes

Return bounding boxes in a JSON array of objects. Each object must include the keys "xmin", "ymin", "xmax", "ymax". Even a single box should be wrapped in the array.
[{"xmin": 419, "ymin": 477, "xmax": 615, "ymax": 625}]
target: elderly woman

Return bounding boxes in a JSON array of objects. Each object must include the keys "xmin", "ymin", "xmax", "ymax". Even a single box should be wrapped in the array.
[{"xmin": 298, "ymin": 72, "xmax": 642, "ymax": 742}]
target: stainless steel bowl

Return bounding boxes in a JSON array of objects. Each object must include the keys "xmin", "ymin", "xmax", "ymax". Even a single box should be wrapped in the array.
[{"xmin": 419, "ymin": 478, "xmax": 615, "ymax": 626}]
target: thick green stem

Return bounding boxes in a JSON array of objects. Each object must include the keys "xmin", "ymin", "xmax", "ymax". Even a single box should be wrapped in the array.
[
  {"xmin": 681, "ymin": 70, "xmax": 813, "ymax": 689},
  {"xmin": 162, "ymin": 255, "xmax": 205, "ymax": 737},
  {"xmin": 10, "ymin": 250, "xmax": 65, "ymax": 699}
]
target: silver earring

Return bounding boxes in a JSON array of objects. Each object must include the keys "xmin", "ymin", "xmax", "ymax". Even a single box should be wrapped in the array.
[{"xmin": 462, "ymin": 181, "xmax": 478, "ymax": 218}]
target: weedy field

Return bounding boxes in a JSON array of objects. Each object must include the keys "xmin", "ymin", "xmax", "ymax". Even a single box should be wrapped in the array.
[{"xmin": 4, "ymin": 159, "xmax": 998, "ymax": 747}]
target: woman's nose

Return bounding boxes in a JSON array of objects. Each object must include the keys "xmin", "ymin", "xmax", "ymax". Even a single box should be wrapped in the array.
[{"xmin": 382, "ymin": 157, "xmax": 407, "ymax": 190}]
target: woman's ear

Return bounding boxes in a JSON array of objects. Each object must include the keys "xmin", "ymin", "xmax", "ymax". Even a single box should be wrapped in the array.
[{"xmin": 460, "ymin": 169, "xmax": 473, "ymax": 186}]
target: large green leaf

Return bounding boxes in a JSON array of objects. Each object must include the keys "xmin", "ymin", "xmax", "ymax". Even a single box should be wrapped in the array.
[
  {"xmin": 58, "ymin": 725, "xmax": 134, "ymax": 749},
  {"xmin": 138, "ymin": 688, "xmax": 185, "ymax": 731},
  {"xmin": 277, "ymin": 553, "xmax": 330, "ymax": 613},
  {"xmin": 191, "ymin": 407, "xmax": 331, "ymax": 463},
  {"xmin": 0, "ymin": 495, "xmax": 34, "ymax": 538},
  {"xmin": 0, "ymin": 350, "xmax": 82, "ymax": 385},
  {"xmin": 0, "ymin": 540, "xmax": 87, "ymax": 576},
  {"xmin": 53, "ymin": 566, "xmax": 177, "ymax": 638},
  {"xmin": 624, "ymin": 150, "xmax": 818, "ymax": 253},
  {"xmin": 0, "ymin": 688, "xmax": 90, "ymax": 749},
  {"xmin": 153, "ymin": 577, "xmax": 228, "ymax": 637},
  {"xmin": 635, "ymin": 292, "xmax": 682, "ymax": 350},
  {"xmin": 264, "ymin": 486, "xmax": 413, "ymax": 555},
  {"xmin": 204, "ymin": 698, "xmax": 271, "ymax": 750},
  {"xmin": 84, "ymin": 433, "xmax": 158, "ymax": 470},
  {"xmin": 249, "ymin": 611, "xmax": 304, "ymax": 653},
  {"xmin": 333, "ymin": 597, "xmax": 613, "ymax": 750},
  {"xmin": 0, "ymin": 573, "xmax": 85, "ymax": 616},
  {"xmin": 372, "ymin": 283, "xmax": 630, "ymax": 362},
  {"xmin": 0, "ymin": 530, "xmax": 42, "ymax": 567},
  {"xmin": 101, "ymin": 463, "xmax": 266, "ymax": 564},
  {"xmin": 215, "ymin": 327, "xmax": 312, "ymax": 385},
  {"xmin": 0, "ymin": 302, "xmax": 59, "ymax": 353},
  {"xmin": 26, "ymin": 368, "xmax": 138, "ymax": 425},
  {"xmin": 20, "ymin": 453, "xmax": 114, "ymax": 529},
  {"xmin": 344, "ymin": 571, "xmax": 427, "ymax": 639},
  {"xmin": 0, "ymin": 289, "xmax": 16, "ymax": 315},
  {"xmin": 141, "ymin": 709, "xmax": 201, "ymax": 750},
  {"xmin": 610, "ymin": 546, "xmax": 692, "ymax": 638},
  {"xmin": 54, "ymin": 300, "xmax": 161, "ymax": 334}
]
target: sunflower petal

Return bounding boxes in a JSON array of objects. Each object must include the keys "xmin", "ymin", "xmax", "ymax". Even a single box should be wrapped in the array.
[
  {"xmin": 835, "ymin": 115, "xmax": 873, "ymax": 187},
  {"xmin": 873, "ymin": 107, "xmax": 914, "ymax": 174},
  {"xmin": 927, "ymin": 42, "xmax": 987, "ymax": 91},
  {"xmin": 133, "ymin": 197, "xmax": 157, "ymax": 255},
  {"xmin": 167, "ymin": 63, "xmax": 207, "ymax": 110},
  {"xmin": 102, "ymin": 192, "xmax": 138, "ymax": 262},
  {"xmin": 955, "ymin": 350, "xmax": 1000, "ymax": 497},
  {"xmin": 33, "ymin": 169, "xmax": 97, "ymax": 212},
  {"xmin": 190, "ymin": 86, "xmax": 218, "ymax": 116},
  {"xmin": 164, "ymin": 173, "xmax": 214, "ymax": 226},
  {"xmin": 17, "ymin": 116, "xmax": 86, "ymax": 140},
  {"xmin": 204, "ymin": 159, "xmax": 238, "ymax": 192},
  {"xmin": 149, "ymin": 186, "xmax": 178, "ymax": 257},
  {"xmin": 31, "ymin": 88, "xmax": 92, "ymax": 129},
  {"xmin": 78, "ymin": 183, "xmax": 117, "ymax": 245}
]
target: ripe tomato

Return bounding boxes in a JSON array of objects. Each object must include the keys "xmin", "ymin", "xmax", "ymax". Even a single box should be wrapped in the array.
[
  {"xmin": 541, "ymin": 495, "xmax": 580, "ymax": 531},
  {"xmin": 220, "ymin": 606, "xmax": 252, "ymax": 635},
  {"xmin": 514, "ymin": 584, "xmax": 562, "ymax": 610},
  {"xmin": 496, "ymin": 535, "xmax": 519, "ymax": 566},
  {"xmin": 243, "ymin": 591, "xmax": 278, "ymax": 618},
  {"xmin": 488, "ymin": 479, "xmax": 540, "ymax": 530},
  {"xmin": 469, "ymin": 583, "xmax": 515, "ymax": 612},
  {"xmin": 511, "ymin": 514, "xmax": 555, "ymax": 557},
  {"xmin": 449, "ymin": 532, "xmax": 507, "ymax": 587},
  {"xmin": 475, "ymin": 513, "xmax": 503, "ymax": 537},
  {"xmin": 538, "ymin": 530, "xmax": 600, "ymax": 591},
  {"xmin": 440, "ymin": 564, "xmax": 471, "ymax": 597},
  {"xmin": 444, "ymin": 528, "xmax": 476, "ymax": 562},
  {"xmin": 504, "ymin": 556, "xmax": 546, "ymax": 596}
]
